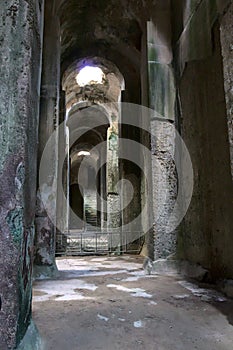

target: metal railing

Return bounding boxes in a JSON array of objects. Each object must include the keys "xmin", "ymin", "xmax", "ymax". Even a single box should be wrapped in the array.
[{"xmin": 56, "ymin": 229, "xmax": 144, "ymax": 256}]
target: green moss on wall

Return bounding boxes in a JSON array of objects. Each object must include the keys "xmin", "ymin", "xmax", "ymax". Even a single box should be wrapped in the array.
[
  {"xmin": 17, "ymin": 226, "xmax": 34, "ymax": 346},
  {"xmin": 6, "ymin": 208, "xmax": 24, "ymax": 247}
]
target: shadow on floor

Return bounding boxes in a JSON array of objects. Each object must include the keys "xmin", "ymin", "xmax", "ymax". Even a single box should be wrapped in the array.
[{"xmin": 211, "ymin": 299, "xmax": 233, "ymax": 326}]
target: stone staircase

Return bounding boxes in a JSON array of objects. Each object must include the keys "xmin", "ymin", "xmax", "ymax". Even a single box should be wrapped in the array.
[{"xmin": 84, "ymin": 190, "xmax": 98, "ymax": 230}]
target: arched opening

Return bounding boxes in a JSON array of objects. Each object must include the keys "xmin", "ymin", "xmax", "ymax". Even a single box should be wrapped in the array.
[
  {"xmin": 68, "ymin": 127, "xmax": 106, "ymax": 233},
  {"xmin": 57, "ymin": 57, "xmax": 127, "ymax": 255}
]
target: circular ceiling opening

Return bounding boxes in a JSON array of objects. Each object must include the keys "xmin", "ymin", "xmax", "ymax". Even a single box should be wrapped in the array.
[
  {"xmin": 78, "ymin": 150, "xmax": 91, "ymax": 157},
  {"xmin": 76, "ymin": 66, "xmax": 104, "ymax": 87}
]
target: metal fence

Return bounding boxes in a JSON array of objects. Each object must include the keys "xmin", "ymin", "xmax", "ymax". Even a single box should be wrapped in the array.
[{"xmin": 56, "ymin": 229, "xmax": 144, "ymax": 256}]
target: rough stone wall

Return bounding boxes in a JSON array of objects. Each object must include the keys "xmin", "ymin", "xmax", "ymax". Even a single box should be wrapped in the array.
[
  {"xmin": 175, "ymin": 0, "xmax": 231, "ymax": 76},
  {"xmin": 220, "ymin": 2, "xmax": 233, "ymax": 178},
  {"xmin": 177, "ymin": 22, "xmax": 233, "ymax": 279},
  {"xmin": 0, "ymin": 0, "xmax": 43, "ymax": 348}
]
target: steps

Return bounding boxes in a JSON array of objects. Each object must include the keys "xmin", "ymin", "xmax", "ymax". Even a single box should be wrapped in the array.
[{"xmin": 84, "ymin": 190, "xmax": 98, "ymax": 229}]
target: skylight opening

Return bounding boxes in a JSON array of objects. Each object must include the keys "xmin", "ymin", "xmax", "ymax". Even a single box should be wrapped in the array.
[
  {"xmin": 76, "ymin": 66, "xmax": 104, "ymax": 87},
  {"xmin": 78, "ymin": 151, "xmax": 91, "ymax": 157}
]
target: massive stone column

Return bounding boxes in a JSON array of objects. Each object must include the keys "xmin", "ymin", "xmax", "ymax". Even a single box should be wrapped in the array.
[
  {"xmin": 107, "ymin": 119, "xmax": 120, "ymax": 221},
  {"xmin": 34, "ymin": 1, "xmax": 61, "ymax": 278},
  {"xmin": 140, "ymin": 23, "xmax": 154, "ymax": 259},
  {"xmin": 220, "ymin": 1, "xmax": 233, "ymax": 178},
  {"xmin": 147, "ymin": 16, "xmax": 178, "ymax": 259},
  {"xmin": 0, "ymin": 0, "xmax": 44, "ymax": 348},
  {"xmin": 107, "ymin": 112, "xmax": 121, "ymax": 250},
  {"xmin": 56, "ymin": 91, "xmax": 68, "ymax": 253}
]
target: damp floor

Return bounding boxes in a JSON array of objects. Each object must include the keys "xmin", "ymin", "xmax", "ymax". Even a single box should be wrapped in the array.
[{"xmin": 32, "ymin": 256, "xmax": 233, "ymax": 350}]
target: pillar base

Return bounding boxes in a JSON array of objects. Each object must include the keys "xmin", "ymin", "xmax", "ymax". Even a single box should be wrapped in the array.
[
  {"xmin": 17, "ymin": 321, "xmax": 44, "ymax": 350},
  {"xmin": 33, "ymin": 263, "xmax": 59, "ymax": 280}
]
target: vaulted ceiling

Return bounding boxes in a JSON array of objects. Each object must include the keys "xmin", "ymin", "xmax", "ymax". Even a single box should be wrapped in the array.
[
  {"xmin": 52, "ymin": 0, "xmax": 171, "ymax": 104},
  {"xmin": 54, "ymin": 0, "xmax": 170, "ymax": 70}
]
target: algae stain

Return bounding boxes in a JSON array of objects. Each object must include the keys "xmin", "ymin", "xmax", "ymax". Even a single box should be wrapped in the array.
[{"xmin": 6, "ymin": 207, "xmax": 24, "ymax": 247}]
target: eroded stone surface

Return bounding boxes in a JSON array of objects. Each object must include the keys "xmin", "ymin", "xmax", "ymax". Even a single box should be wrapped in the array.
[{"xmin": 0, "ymin": 0, "xmax": 43, "ymax": 347}]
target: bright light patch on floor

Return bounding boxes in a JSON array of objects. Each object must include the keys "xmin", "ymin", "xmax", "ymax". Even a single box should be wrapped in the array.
[
  {"xmin": 33, "ymin": 279, "xmax": 98, "ymax": 302},
  {"xmin": 97, "ymin": 314, "xmax": 109, "ymax": 322},
  {"xmin": 134, "ymin": 320, "xmax": 145, "ymax": 328},
  {"xmin": 76, "ymin": 66, "xmax": 104, "ymax": 86},
  {"xmin": 107, "ymin": 284, "xmax": 152, "ymax": 298}
]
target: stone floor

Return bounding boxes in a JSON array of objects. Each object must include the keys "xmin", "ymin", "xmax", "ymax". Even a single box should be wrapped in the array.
[{"xmin": 32, "ymin": 256, "xmax": 233, "ymax": 350}]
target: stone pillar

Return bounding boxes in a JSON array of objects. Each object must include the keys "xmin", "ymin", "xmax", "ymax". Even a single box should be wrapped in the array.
[
  {"xmin": 140, "ymin": 23, "xmax": 154, "ymax": 259},
  {"xmin": 220, "ymin": 1, "xmax": 233, "ymax": 178},
  {"xmin": 147, "ymin": 18, "xmax": 178, "ymax": 259},
  {"xmin": 34, "ymin": 1, "xmax": 60, "ymax": 278},
  {"xmin": 0, "ymin": 0, "xmax": 44, "ymax": 348},
  {"xmin": 100, "ymin": 147, "xmax": 107, "ymax": 229},
  {"xmin": 56, "ymin": 91, "xmax": 68, "ymax": 253},
  {"xmin": 107, "ymin": 115, "xmax": 121, "ymax": 249}
]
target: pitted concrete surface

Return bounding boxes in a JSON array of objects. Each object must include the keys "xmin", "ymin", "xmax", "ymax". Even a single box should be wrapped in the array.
[{"xmin": 33, "ymin": 256, "xmax": 233, "ymax": 350}]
